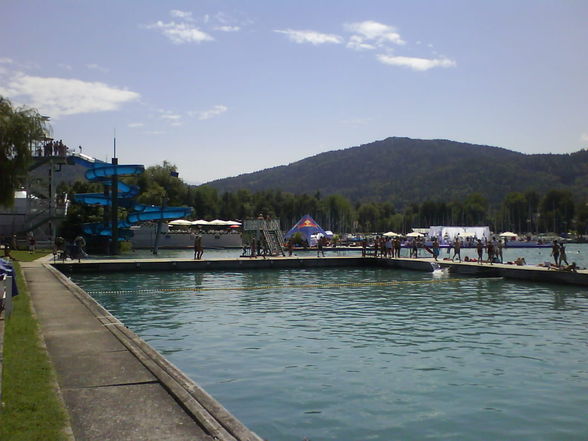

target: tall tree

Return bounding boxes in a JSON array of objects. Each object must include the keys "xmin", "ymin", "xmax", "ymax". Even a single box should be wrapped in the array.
[
  {"xmin": 539, "ymin": 190, "xmax": 575, "ymax": 233},
  {"xmin": 0, "ymin": 97, "xmax": 49, "ymax": 206}
]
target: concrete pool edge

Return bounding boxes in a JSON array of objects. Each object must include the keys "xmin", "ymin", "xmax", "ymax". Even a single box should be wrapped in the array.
[
  {"xmin": 25, "ymin": 259, "xmax": 263, "ymax": 441},
  {"xmin": 52, "ymin": 255, "xmax": 588, "ymax": 287}
]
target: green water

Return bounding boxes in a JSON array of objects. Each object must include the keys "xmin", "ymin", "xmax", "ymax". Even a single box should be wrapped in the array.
[{"xmin": 72, "ymin": 267, "xmax": 588, "ymax": 441}]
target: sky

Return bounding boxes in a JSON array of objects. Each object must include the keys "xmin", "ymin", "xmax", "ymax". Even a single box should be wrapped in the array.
[{"xmin": 1, "ymin": 0, "xmax": 587, "ymax": 184}]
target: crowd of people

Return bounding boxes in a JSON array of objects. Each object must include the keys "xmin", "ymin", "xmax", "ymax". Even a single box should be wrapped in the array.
[{"xmin": 34, "ymin": 140, "xmax": 82, "ymax": 158}]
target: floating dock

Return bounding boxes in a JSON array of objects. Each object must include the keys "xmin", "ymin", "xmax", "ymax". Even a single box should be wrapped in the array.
[{"xmin": 52, "ymin": 255, "xmax": 588, "ymax": 287}]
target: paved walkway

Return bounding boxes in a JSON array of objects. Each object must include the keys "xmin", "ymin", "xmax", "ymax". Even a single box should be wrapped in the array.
[{"xmin": 21, "ymin": 259, "xmax": 216, "ymax": 441}]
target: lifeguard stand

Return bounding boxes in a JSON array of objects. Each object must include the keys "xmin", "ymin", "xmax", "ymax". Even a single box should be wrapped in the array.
[{"xmin": 243, "ymin": 218, "xmax": 285, "ymax": 256}]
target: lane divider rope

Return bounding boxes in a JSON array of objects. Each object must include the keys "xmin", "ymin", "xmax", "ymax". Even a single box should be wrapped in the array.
[{"xmin": 86, "ymin": 277, "xmax": 500, "ymax": 295}]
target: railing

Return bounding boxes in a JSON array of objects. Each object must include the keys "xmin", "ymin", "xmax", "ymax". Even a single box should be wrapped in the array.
[{"xmin": 22, "ymin": 205, "xmax": 67, "ymax": 233}]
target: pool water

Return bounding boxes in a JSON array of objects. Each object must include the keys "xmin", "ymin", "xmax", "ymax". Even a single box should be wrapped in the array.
[{"xmin": 71, "ymin": 266, "xmax": 588, "ymax": 441}]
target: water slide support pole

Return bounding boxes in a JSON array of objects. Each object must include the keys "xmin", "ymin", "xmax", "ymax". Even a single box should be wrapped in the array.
[{"xmin": 110, "ymin": 156, "xmax": 119, "ymax": 255}]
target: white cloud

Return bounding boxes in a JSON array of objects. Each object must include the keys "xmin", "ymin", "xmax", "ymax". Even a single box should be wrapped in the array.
[
  {"xmin": 161, "ymin": 113, "xmax": 183, "ymax": 126},
  {"xmin": 347, "ymin": 35, "xmax": 376, "ymax": 51},
  {"xmin": 214, "ymin": 25, "xmax": 240, "ymax": 32},
  {"xmin": 147, "ymin": 21, "xmax": 214, "ymax": 44},
  {"xmin": 274, "ymin": 29, "xmax": 343, "ymax": 45},
  {"xmin": 198, "ymin": 104, "xmax": 228, "ymax": 120},
  {"xmin": 128, "ymin": 122, "xmax": 144, "ymax": 128},
  {"xmin": 160, "ymin": 113, "xmax": 181, "ymax": 121},
  {"xmin": 581, "ymin": 133, "xmax": 588, "ymax": 142},
  {"xmin": 0, "ymin": 57, "xmax": 13, "ymax": 64},
  {"xmin": 345, "ymin": 21, "xmax": 405, "ymax": 49},
  {"xmin": 0, "ymin": 72, "xmax": 140, "ymax": 118},
  {"xmin": 376, "ymin": 54, "xmax": 456, "ymax": 71},
  {"xmin": 86, "ymin": 63, "xmax": 109, "ymax": 73},
  {"xmin": 58, "ymin": 63, "xmax": 72, "ymax": 71},
  {"xmin": 170, "ymin": 9, "xmax": 193, "ymax": 21}
]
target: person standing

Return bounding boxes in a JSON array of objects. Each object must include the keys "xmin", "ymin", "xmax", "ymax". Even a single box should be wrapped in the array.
[
  {"xmin": 487, "ymin": 239, "xmax": 495, "ymax": 265},
  {"xmin": 28, "ymin": 234, "xmax": 36, "ymax": 254},
  {"xmin": 193, "ymin": 232, "xmax": 203, "ymax": 260},
  {"xmin": 476, "ymin": 239, "xmax": 484, "ymax": 264},
  {"xmin": 452, "ymin": 238, "xmax": 461, "ymax": 262},
  {"xmin": 385, "ymin": 237, "xmax": 392, "ymax": 258},
  {"xmin": 550, "ymin": 240, "xmax": 560, "ymax": 266},
  {"xmin": 250, "ymin": 237, "xmax": 257, "ymax": 259},
  {"xmin": 558, "ymin": 241, "xmax": 569, "ymax": 266},
  {"xmin": 317, "ymin": 236, "xmax": 325, "ymax": 257},
  {"xmin": 394, "ymin": 237, "xmax": 401, "ymax": 258},
  {"xmin": 432, "ymin": 237, "xmax": 440, "ymax": 261},
  {"xmin": 74, "ymin": 235, "xmax": 86, "ymax": 262},
  {"xmin": 496, "ymin": 239, "xmax": 504, "ymax": 263}
]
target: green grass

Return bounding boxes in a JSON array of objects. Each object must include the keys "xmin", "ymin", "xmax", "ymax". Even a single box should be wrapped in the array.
[
  {"xmin": 8, "ymin": 250, "xmax": 53, "ymax": 262},
  {"xmin": 1, "ymin": 252, "xmax": 70, "ymax": 441}
]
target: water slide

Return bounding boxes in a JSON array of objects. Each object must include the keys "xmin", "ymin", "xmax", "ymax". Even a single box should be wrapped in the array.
[{"xmin": 69, "ymin": 153, "xmax": 191, "ymax": 239}]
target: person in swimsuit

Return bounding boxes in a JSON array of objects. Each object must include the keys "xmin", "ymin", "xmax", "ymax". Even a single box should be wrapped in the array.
[
  {"xmin": 550, "ymin": 240, "xmax": 560, "ymax": 266},
  {"xmin": 476, "ymin": 240, "xmax": 484, "ymax": 264},
  {"xmin": 452, "ymin": 238, "xmax": 461, "ymax": 262}
]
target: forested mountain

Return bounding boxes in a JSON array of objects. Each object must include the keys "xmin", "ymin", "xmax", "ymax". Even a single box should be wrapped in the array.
[{"xmin": 207, "ymin": 137, "xmax": 588, "ymax": 207}]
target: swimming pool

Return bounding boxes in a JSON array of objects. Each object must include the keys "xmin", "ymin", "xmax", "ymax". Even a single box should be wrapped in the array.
[{"xmin": 71, "ymin": 266, "xmax": 588, "ymax": 441}]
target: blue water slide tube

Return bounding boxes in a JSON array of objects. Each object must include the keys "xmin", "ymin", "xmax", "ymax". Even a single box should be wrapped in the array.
[
  {"xmin": 73, "ymin": 182, "xmax": 140, "ymax": 206},
  {"xmin": 83, "ymin": 221, "xmax": 132, "ymax": 237},
  {"xmin": 85, "ymin": 164, "xmax": 145, "ymax": 181}
]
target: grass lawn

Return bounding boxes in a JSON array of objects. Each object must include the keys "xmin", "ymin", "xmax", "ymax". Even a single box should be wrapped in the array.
[{"xmin": 1, "ymin": 250, "xmax": 70, "ymax": 441}]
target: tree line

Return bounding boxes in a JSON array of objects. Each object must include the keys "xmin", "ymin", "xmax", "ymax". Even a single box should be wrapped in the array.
[{"xmin": 63, "ymin": 162, "xmax": 586, "ymax": 236}]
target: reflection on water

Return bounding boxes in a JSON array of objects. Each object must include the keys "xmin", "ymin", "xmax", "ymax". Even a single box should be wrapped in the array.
[{"xmin": 72, "ymin": 267, "xmax": 588, "ymax": 441}]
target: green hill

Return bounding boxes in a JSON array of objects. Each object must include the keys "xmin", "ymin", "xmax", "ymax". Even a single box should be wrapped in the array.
[{"xmin": 206, "ymin": 137, "xmax": 588, "ymax": 206}]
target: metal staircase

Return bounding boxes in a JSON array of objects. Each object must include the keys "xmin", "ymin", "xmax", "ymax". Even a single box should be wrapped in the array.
[{"xmin": 243, "ymin": 219, "xmax": 285, "ymax": 256}]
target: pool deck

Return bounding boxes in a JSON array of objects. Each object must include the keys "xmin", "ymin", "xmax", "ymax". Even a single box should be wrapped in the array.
[{"xmin": 52, "ymin": 254, "xmax": 588, "ymax": 286}]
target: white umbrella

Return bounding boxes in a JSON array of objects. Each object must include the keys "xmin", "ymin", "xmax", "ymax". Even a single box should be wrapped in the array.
[
  {"xmin": 383, "ymin": 231, "xmax": 400, "ymax": 237},
  {"xmin": 208, "ymin": 219, "xmax": 232, "ymax": 226},
  {"xmin": 168, "ymin": 219, "xmax": 192, "ymax": 226},
  {"xmin": 191, "ymin": 220, "xmax": 210, "ymax": 226},
  {"xmin": 406, "ymin": 232, "xmax": 424, "ymax": 237},
  {"xmin": 499, "ymin": 231, "xmax": 518, "ymax": 238}
]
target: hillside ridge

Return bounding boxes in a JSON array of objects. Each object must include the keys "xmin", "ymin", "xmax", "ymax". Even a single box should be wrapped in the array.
[{"xmin": 205, "ymin": 137, "xmax": 588, "ymax": 206}]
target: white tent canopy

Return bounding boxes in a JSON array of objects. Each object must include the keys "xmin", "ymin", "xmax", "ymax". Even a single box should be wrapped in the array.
[
  {"xmin": 499, "ymin": 231, "xmax": 518, "ymax": 238},
  {"xmin": 383, "ymin": 231, "xmax": 400, "ymax": 237},
  {"xmin": 406, "ymin": 232, "xmax": 424, "ymax": 237},
  {"xmin": 429, "ymin": 226, "xmax": 490, "ymax": 242}
]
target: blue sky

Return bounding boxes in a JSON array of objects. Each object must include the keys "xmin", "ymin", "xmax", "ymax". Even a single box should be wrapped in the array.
[{"xmin": 1, "ymin": 0, "xmax": 587, "ymax": 184}]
